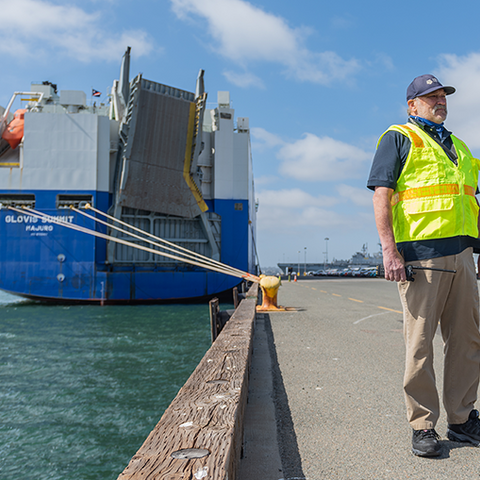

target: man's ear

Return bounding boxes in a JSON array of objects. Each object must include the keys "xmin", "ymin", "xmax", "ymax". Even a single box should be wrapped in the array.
[{"xmin": 407, "ymin": 98, "xmax": 417, "ymax": 116}]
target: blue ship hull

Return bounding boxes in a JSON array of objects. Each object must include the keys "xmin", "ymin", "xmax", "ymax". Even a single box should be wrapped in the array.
[{"xmin": 0, "ymin": 193, "xmax": 250, "ymax": 303}]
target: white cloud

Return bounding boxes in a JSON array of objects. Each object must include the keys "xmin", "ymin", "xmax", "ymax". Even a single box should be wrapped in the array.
[
  {"xmin": 258, "ymin": 188, "xmax": 339, "ymax": 209},
  {"xmin": 254, "ymin": 175, "xmax": 280, "ymax": 186},
  {"xmin": 252, "ymin": 134, "xmax": 377, "ymax": 264},
  {"xmin": 0, "ymin": 0, "xmax": 154, "ymax": 62},
  {"xmin": 256, "ymin": 188, "xmax": 347, "ymax": 231},
  {"xmin": 256, "ymin": 187, "xmax": 368, "ymax": 235},
  {"xmin": 251, "ymin": 127, "xmax": 285, "ymax": 150},
  {"xmin": 171, "ymin": 0, "xmax": 300, "ymax": 63},
  {"xmin": 278, "ymin": 133, "xmax": 372, "ymax": 182},
  {"xmin": 223, "ymin": 70, "xmax": 265, "ymax": 89},
  {"xmin": 435, "ymin": 53, "xmax": 480, "ymax": 151},
  {"xmin": 1, "ymin": 0, "xmax": 96, "ymax": 30},
  {"xmin": 370, "ymin": 53, "xmax": 395, "ymax": 72},
  {"xmin": 336, "ymin": 183, "xmax": 373, "ymax": 207},
  {"xmin": 170, "ymin": 0, "xmax": 360, "ymax": 85},
  {"xmin": 288, "ymin": 51, "xmax": 359, "ymax": 84}
]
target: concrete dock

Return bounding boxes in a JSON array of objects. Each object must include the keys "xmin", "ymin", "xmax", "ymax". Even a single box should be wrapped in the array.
[{"xmin": 239, "ymin": 278, "xmax": 480, "ymax": 480}]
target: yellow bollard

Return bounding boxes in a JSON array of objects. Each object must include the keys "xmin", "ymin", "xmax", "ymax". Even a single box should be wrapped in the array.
[{"xmin": 257, "ymin": 275, "xmax": 286, "ymax": 311}]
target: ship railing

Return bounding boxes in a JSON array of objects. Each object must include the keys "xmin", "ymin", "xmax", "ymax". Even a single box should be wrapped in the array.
[
  {"xmin": 0, "ymin": 91, "xmax": 45, "ymax": 136},
  {"xmin": 56, "ymin": 194, "xmax": 94, "ymax": 210},
  {"xmin": 0, "ymin": 194, "xmax": 36, "ymax": 209}
]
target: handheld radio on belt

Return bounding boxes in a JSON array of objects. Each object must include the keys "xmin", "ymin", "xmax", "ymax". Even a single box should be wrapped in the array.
[{"xmin": 405, "ymin": 265, "xmax": 457, "ymax": 282}]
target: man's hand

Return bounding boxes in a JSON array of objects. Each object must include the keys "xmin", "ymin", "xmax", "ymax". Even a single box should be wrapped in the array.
[
  {"xmin": 372, "ymin": 186, "xmax": 407, "ymax": 282},
  {"xmin": 383, "ymin": 248, "xmax": 406, "ymax": 282}
]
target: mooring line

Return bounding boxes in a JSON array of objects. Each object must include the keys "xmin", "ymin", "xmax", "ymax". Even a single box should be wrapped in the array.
[
  {"xmin": 7, "ymin": 206, "xmax": 259, "ymax": 282},
  {"xmin": 83, "ymin": 204, "xmax": 251, "ymax": 279},
  {"xmin": 71, "ymin": 206, "xmax": 249, "ymax": 279}
]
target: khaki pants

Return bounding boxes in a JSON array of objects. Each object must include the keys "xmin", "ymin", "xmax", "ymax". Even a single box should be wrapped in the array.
[{"xmin": 398, "ymin": 247, "xmax": 480, "ymax": 430}]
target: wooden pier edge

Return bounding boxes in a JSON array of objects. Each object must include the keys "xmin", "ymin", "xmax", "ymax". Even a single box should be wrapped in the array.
[{"xmin": 117, "ymin": 282, "xmax": 259, "ymax": 480}]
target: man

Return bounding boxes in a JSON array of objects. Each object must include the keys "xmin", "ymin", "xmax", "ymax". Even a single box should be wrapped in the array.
[{"xmin": 367, "ymin": 74, "xmax": 480, "ymax": 457}]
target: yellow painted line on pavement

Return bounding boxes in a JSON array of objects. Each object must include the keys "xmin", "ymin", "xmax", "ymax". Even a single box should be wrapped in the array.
[
  {"xmin": 378, "ymin": 306, "xmax": 402, "ymax": 314},
  {"xmin": 303, "ymin": 287, "xmax": 401, "ymax": 315}
]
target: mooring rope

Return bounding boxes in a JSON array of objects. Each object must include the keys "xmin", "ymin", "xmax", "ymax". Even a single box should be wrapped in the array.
[
  {"xmin": 76, "ymin": 204, "xmax": 252, "ymax": 280},
  {"xmin": 71, "ymin": 206, "xmax": 251, "ymax": 279},
  {"xmin": 6, "ymin": 205, "xmax": 260, "ymax": 283}
]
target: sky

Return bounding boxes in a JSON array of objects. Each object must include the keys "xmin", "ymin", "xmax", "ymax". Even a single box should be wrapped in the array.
[{"xmin": 1, "ymin": 0, "xmax": 480, "ymax": 268}]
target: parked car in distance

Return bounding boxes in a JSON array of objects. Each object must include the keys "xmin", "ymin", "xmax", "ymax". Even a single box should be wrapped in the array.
[{"xmin": 359, "ymin": 267, "xmax": 378, "ymax": 277}]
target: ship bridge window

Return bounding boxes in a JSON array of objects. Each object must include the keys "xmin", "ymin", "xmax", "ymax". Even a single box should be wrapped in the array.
[
  {"xmin": 0, "ymin": 194, "xmax": 35, "ymax": 208},
  {"xmin": 56, "ymin": 194, "xmax": 93, "ymax": 209}
]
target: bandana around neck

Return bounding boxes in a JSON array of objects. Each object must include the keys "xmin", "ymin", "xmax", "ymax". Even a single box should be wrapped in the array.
[{"xmin": 410, "ymin": 116, "xmax": 448, "ymax": 141}]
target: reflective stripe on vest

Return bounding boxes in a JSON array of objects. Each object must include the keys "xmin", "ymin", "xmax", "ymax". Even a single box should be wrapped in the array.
[{"xmin": 391, "ymin": 184, "xmax": 476, "ymax": 207}]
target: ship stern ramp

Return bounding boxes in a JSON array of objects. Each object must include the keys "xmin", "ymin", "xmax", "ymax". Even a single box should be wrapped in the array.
[{"xmin": 114, "ymin": 77, "xmax": 207, "ymax": 218}]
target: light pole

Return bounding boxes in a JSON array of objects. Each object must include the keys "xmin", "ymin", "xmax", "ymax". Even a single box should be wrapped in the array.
[
  {"xmin": 324, "ymin": 237, "xmax": 329, "ymax": 269},
  {"xmin": 304, "ymin": 247, "xmax": 307, "ymax": 276},
  {"xmin": 297, "ymin": 250, "xmax": 300, "ymax": 275}
]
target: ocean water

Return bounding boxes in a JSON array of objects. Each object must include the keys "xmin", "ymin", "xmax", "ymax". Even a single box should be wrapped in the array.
[{"xmin": 0, "ymin": 290, "xmax": 214, "ymax": 480}]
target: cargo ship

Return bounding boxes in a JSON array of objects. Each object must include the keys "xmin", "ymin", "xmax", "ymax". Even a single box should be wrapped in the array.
[{"xmin": 0, "ymin": 48, "xmax": 257, "ymax": 303}]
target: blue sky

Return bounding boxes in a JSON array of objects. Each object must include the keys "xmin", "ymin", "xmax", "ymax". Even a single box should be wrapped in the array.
[{"xmin": 2, "ymin": 0, "xmax": 480, "ymax": 268}]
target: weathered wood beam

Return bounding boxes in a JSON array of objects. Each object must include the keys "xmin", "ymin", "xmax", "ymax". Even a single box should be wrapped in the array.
[{"xmin": 117, "ymin": 282, "xmax": 258, "ymax": 480}]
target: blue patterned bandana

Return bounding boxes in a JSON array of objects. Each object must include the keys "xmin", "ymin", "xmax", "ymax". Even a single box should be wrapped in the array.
[{"xmin": 410, "ymin": 116, "xmax": 448, "ymax": 142}]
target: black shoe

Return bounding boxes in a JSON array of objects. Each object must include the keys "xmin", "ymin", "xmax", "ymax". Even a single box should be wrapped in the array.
[
  {"xmin": 412, "ymin": 428, "xmax": 441, "ymax": 457},
  {"xmin": 447, "ymin": 409, "xmax": 480, "ymax": 445}
]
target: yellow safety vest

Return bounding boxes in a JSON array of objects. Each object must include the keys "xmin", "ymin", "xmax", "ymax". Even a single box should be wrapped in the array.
[{"xmin": 378, "ymin": 123, "xmax": 480, "ymax": 243}]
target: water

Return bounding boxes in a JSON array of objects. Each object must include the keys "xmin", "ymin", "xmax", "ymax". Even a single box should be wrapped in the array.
[{"xmin": 0, "ymin": 290, "xmax": 215, "ymax": 480}]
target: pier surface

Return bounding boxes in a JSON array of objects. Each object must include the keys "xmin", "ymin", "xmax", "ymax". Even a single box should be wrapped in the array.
[{"xmin": 240, "ymin": 278, "xmax": 480, "ymax": 480}]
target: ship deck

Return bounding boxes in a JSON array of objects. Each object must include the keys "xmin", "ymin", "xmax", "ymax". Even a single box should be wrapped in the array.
[{"xmin": 239, "ymin": 278, "xmax": 480, "ymax": 480}]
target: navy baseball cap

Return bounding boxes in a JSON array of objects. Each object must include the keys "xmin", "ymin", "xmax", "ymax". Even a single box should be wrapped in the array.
[{"xmin": 406, "ymin": 74, "xmax": 455, "ymax": 101}]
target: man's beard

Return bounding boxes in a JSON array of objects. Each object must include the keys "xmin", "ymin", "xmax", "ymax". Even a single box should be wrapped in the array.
[{"xmin": 433, "ymin": 105, "xmax": 447, "ymax": 117}]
